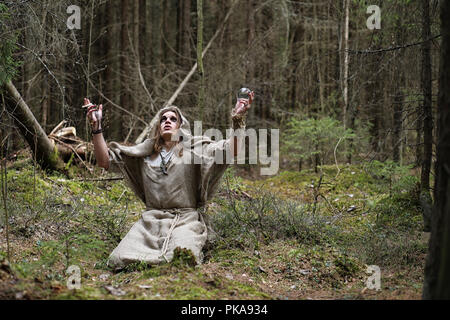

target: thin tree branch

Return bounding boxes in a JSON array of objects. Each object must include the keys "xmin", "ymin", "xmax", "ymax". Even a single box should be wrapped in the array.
[
  {"xmin": 348, "ymin": 34, "xmax": 441, "ymax": 54},
  {"xmin": 135, "ymin": 0, "xmax": 239, "ymax": 144}
]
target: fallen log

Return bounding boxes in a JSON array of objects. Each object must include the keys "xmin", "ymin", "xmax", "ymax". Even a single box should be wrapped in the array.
[
  {"xmin": 47, "ymin": 121, "xmax": 95, "ymax": 170},
  {"xmin": 3, "ymin": 80, "xmax": 65, "ymax": 171}
]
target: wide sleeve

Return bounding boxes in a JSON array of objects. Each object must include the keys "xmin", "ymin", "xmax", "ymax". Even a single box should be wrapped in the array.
[
  {"xmin": 197, "ymin": 112, "xmax": 248, "ymax": 204},
  {"xmin": 107, "ymin": 146, "xmax": 125, "ymax": 174},
  {"xmin": 106, "ymin": 142, "xmax": 147, "ymax": 203},
  {"xmin": 196, "ymin": 138, "xmax": 231, "ymax": 204}
]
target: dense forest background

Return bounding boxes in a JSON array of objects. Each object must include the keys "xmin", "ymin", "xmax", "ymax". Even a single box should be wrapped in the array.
[
  {"xmin": 1, "ymin": 0, "xmax": 449, "ymax": 301},
  {"xmin": 0, "ymin": 0, "xmax": 441, "ymax": 169}
]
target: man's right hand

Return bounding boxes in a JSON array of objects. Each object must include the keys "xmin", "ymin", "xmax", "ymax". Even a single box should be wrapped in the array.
[
  {"xmin": 84, "ymin": 98, "xmax": 109, "ymax": 169},
  {"xmin": 84, "ymin": 98, "xmax": 103, "ymax": 130}
]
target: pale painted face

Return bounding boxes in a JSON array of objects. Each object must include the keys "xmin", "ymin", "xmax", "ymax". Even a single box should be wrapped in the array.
[{"xmin": 159, "ymin": 111, "xmax": 180, "ymax": 140}]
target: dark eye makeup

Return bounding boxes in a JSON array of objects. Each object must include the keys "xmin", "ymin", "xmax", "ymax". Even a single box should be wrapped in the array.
[{"xmin": 160, "ymin": 116, "xmax": 178, "ymax": 123}]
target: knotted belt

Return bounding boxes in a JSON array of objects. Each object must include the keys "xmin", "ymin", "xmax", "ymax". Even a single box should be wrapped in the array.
[{"xmin": 149, "ymin": 207, "xmax": 196, "ymax": 262}]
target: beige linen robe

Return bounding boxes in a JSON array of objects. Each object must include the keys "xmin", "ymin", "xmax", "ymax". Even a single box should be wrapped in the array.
[{"xmin": 106, "ymin": 107, "xmax": 234, "ymax": 269}]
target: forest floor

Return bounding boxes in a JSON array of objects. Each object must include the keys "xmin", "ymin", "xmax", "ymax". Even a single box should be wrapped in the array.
[{"xmin": 0, "ymin": 153, "xmax": 428, "ymax": 300}]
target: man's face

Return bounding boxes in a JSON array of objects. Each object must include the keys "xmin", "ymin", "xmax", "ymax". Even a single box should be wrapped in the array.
[{"xmin": 159, "ymin": 111, "xmax": 180, "ymax": 139}]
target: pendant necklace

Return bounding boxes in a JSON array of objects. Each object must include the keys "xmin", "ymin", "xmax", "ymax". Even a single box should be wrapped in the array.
[{"xmin": 159, "ymin": 147, "xmax": 174, "ymax": 175}]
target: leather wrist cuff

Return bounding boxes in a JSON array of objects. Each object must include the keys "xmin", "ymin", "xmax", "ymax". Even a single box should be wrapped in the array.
[{"xmin": 231, "ymin": 113, "xmax": 246, "ymax": 129}]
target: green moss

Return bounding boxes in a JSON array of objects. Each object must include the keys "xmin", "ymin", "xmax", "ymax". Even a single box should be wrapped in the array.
[
  {"xmin": 141, "ymin": 266, "xmax": 163, "ymax": 278},
  {"xmin": 231, "ymin": 282, "xmax": 271, "ymax": 299},
  {"xmin": 109, "ymin": 182, "xmax": 135, "ymax": 202},
  {"xmin": 49, "ymin": 146, "xmax": 64, "ymax": 170},
  {"xmin": 166, "ymin": 281, "xmax": 218, "ymax": 299},
  {"xmin": 56, "ymin": 286, "xmax": 105, "ymax": 300},
  {"xmin": 210, "ymin": 248, "xmax": 244, "ymax": 262},
  {"xmin": 2, "ymin": 162, "xmax": 426, "ymax": 300},
  {"xmin": 170, "ymin": 247, "xmax": 197, "ymax": 268},
  {"xmin": 64, "ymin": 153, "xmax": 75, "ymax": 171},
  {"xmin": 334, "ymin": 254, "xmax": 361, "ymax": 278}
]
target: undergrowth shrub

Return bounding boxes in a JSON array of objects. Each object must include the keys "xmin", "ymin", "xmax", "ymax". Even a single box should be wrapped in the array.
[
  {"xmin": 360, "ymin": 229, "xmax": 427, "ymax": 268},
  {"xmin": 282, "ymin": 116, "xmax": 355, "ymax": 169},
  {"xmin": 364, "ymin": 160, "xmax": 419, "ymax": 195},
  {"xmin": 368, "ymin": 161, "xmax": 422, "ymax": 231},
  {"xmin": 1, "ymin": 163, "xmax": 134, "ymax": 278},
  {"xmin": 373, "ymin": 194, "xmax": 422, "ymax": 231},
  {"xmin": 209, "ymin": 190, "xmax": 337, "ymax": 250},
  {"xmin": 350, "ymin": 162, "xmax": 424, "ymax": 267}
]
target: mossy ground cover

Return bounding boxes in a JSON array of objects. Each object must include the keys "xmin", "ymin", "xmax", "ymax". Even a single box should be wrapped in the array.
[{"xmin": 0, "ymin": 157, "xmax": 427, "ymax": 299}]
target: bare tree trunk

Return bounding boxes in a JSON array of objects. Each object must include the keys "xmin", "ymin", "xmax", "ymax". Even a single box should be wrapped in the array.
[
  {"xmin": 41, "ymin": 73, "xmax": 49, "ymax": 132},
  {"xmin": 133, "ymin": 1, "xmax": 139, "ymax": 58},
  {"xmin": 290, "ymin": 24, "xmax": 302, "ymax": 113},
  {"xmin": 139, "ymin": 0, "xmax": 149, "ymax": 71},
  {"xmin": 313, "ymin": 2, "xmax": 325, "ymax": 113},
  {"xmin": 86, "ymin": 0, "xmax": 96, "ymax": 98},
  {"xmin": 393, "ymin": 8, "xmax": 405, "ymax": 164},
  {"xmin": 135, "ymin": 0, "xmax": 238, "ymax": 144},
  {"xmin": 177, "ymin": 0, "xmax": 191, "ymax": 67},
  {"xmin": 421, "ymin": 0, "xmax": 433, "ymax": 192},
  {"xmin": 40, "ymin": 3, "xmax": 49, "ymax": 133},
  {"xmin": 161, "ymin": 0, "xmax": 169, "ymax": 63},
  {"xmin": 423, "ymin": 0, "xmax": 450, "ymax": 299},
  {"xmin": 197, "ymin": 0, "xmax": 205, "ymax": 121},
  {"xmin": 0, "ymin": 120, "xmax": 11, "ymax": 261},
  {"xmin": 120, "ymin": 0, "xmax": 130, "ymax": 141},
  {"xmin": 416, "ymin": 114, "xmax": 423, "ymax": 167},
  {"xmin": 183, "ymin": 0, "xmax": 191, "ymax": 60},
  {"xmin": 105, "ymin": 0, "xmax": 118, "ymax": 140},
  {"xmin": 340, "ymin": 0, "xmax": 355, "ymax": 164},
  {"xmin": 247, "ymin": 0, "xmax": 255, "ymax": 81},
  {"xmin": 342, "ymin": 0, "xmax": 350, "ymax": 128},
  {"xmin": 368, "ymin": 27, "xmax": 383, "ymax": 157},
  {"xmin": 223, "ymin": 0, "xmax": 233, "ymax": 128},
  {"xmin": 392, "ymin": 92, "xmax": 403, "ymax": 163},
  {"xmin": 3, "ymin": 80, "xmax": 64, "ymax": 171},
  {"xmin": 132, "ymin": 0, "xmax": 140, "ymax": 133}
]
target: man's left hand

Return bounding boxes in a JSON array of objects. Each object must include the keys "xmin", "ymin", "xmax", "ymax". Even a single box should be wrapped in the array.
[{"xmin": 232, "ymin": 91, "xmax": 254, "ymax": 116}]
